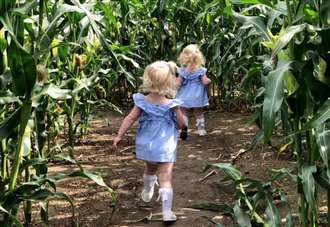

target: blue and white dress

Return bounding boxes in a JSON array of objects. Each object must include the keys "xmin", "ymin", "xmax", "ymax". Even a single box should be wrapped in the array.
[
  {"xmin": 176, "ymin": 67, "xmax": 209, "ymax": 108},
  {"xmin": 133, "ymin": 93, "xmax": 182, "ymax": 163}
]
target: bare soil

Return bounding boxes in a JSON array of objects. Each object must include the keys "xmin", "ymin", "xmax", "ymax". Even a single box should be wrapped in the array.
[{"xmin": 31, "ymin": 110, "xmax": 305, "ymax": 226}]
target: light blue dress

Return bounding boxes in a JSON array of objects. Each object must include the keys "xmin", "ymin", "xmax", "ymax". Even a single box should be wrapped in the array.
[
  {"xmin": 133, "ymin": 93, "xmax": 182, "ymax": 163},
  {"xmin": 176, "ymin": 67, "xmax": 209, "ymax": 108}
]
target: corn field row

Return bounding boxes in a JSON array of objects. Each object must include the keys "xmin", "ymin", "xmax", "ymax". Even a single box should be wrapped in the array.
[{"xmin": 0, "ymin": 0, "xmax": 329, "ymax": 226}]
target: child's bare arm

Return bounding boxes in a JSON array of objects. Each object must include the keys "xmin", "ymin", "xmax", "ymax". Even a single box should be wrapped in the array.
[
  {"xmin": 201, "ymin": 75, "xmax": 211, "ymax": 85},
  {"xmin": 113, "ymin": 106, "xmax": 141, "ymax": 150},
  {"xmin": 173, "ymin": 106, "xmax": 186, "ymax": 129},
  {"xmin": 176, "ymin": 76, "xmax": 183, "ymax": 88}
]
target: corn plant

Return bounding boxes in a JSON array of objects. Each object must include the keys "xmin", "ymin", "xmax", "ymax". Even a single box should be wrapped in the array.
[
  {"xmin": 230, "ymin": 0, "xmax": 330, "ymax": 225},
  {"xmin": 0, "ymin": 1, "xmax": 119, "ymax": 225},
  {"xmin": 195, "ymin": 164, "xmax": 296, "ymax": 226}
]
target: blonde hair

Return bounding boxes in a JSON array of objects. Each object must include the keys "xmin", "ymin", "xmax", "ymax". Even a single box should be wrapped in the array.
[
  {"xmin": 140, "ymin": 61, "xmax": 177, "ymax": 98},
  {"xmin": 177, "ymin": 44, "xmax": 205, "ymax": 71}
]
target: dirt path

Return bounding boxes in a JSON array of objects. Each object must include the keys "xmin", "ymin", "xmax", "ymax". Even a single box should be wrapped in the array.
[{"xmin": 35, "ymin": 110, "xmax": 296, "ymax": 226}]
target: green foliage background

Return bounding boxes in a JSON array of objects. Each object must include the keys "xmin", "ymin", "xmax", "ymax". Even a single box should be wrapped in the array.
[{"xmin": 0, "ymin": 0, "xmax": 329, "ymax": 226}]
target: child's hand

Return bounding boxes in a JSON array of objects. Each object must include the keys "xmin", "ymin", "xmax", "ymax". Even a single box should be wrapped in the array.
[{"xmin": 112, "ymin": 136, "xmax": 122, "ymax": 151}]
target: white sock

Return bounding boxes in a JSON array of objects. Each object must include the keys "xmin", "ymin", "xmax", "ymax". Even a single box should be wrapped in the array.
[
  {"xmin": 159, "ymin": 187, "xmax": 173, "ymax": 215},
  {"xmin": 143, "ymin": 174, "xmax": 157, "ymax": 190},
  {"xmin": 196, "ymin": 116, "xmax": 205, "ymax": 129},
  {"xmin": 183, "ymin": 115, "xmax": 188, "ymax": 127}
]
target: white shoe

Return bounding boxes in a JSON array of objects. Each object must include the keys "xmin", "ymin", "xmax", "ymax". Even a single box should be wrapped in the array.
[
  {"xmin": 197, "ymin": 128, "xmax": 207, "ymax": 136},
  {"xmin": 163, "ymin": 211, "xmax": 177, "ymax": 223},
  {"xmin": 141, "ymin": 181, "xmax": 158, "ymax": 202}
]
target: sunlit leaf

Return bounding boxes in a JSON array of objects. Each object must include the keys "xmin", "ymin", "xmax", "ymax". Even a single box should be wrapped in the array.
[
  {"xmin": 271, "ymin": 24, "xmax": 306, "ymax": 59},
  {"xmin": 211, "ymin": 163, "xmax": 241, "ymax": 181},
  {"xmin": 283, "ymin": 71, "xmax": 298, "ymax": 96},
  {"xmin": 263, "ymin": 60, "xmax": 291, "ymax": 142},
  {"xmin": 313, "ymin": 56, "xmax": 329, "ymax": 85},
  {"xmin": 21, "ymin": 123, "xmax": 31, "ymax": 157},
  {"xmin": 45, "ymin": 84, "xmax": 72, "ymax": 100},
  {"xmin": 316, "ymin": 122, "xmax": 330, "ymax": 180},
  {"xmin": 233, "ymin": 10, "xmax": 271, "ymax": 41},
  {"xmin": 303, "ymin": 99, "xmax": 330, "ymax": 130},
  {"xmin": 299, "ymin": 165, "xmax": 317, "ymax": 215}
]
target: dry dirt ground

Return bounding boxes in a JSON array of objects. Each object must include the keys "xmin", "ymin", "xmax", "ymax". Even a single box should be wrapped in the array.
[{"xmin": 31, "ymin": 110, "xmax": 305, "ymax": 226}]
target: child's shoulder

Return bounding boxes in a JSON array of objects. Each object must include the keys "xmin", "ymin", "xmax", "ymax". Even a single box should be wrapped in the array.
[
  {"xmin": 132, "ymin": 93, "xmax": 146, "ymax": 109},
  {"xmin": 133, "ymin": 92, "xmax": 144, "ymax": 99},
  {"xmin": 132, "ymin": 93, "xmax": 182, "ymax": 109},
  {"xmin": 168, "ymin": 97, "xmax": 183, "ymax": 109},
  {"xmin": 178, "ymin": 67, "xmax": 207, "ymax": 78},
  {"xmin": 195, "ymin": 67, "xmax": 207, "ymax": 75}
]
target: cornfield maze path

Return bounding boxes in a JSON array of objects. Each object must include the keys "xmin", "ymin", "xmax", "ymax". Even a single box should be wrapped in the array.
[{"xmin": 32, "ymin": 110, "xmax": 299, "ymax": 227}]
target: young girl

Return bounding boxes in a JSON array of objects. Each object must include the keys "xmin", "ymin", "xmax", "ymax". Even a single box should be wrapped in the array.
[
  {"xmin": 112, "ymin": 61, "xmax": 185, "ymax": 223},
  {"xmin": 176, "ymin": 44, "xmax": 211, "ymax": 138}
]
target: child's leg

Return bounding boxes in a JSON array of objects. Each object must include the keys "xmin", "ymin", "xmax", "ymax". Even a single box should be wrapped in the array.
[
  {"xmin": 194, "ymin": 108, "xmax": 207, "ymax": 136},
  {"xmin": 141, "ymin": 161, "xmax": 158, "ymax": 202},
  {"xmin": 157, "ymin": 162, "xmax": 176, "ymax": 222},
  {"xmin": 180, "ymin": 108, "xmax": 189, "ymax": 140},
  {"xmin": 181, "ymin": 107, "xmax": 189, "ymax": 126}
]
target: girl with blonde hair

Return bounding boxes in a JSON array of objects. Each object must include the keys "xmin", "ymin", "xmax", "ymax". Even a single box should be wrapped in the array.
[
  {"xmin": 113, "ymin": 61, "xmax": 185, "ymax": 223},
  {"xmin": 176, "ymin": 44, "xmax": 211, "ymax": 138}
]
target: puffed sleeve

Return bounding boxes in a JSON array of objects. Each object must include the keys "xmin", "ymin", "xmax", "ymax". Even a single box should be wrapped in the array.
[
  {"xmin": 169, "ymin": 98, "xmax": 183, "ymax": 109},
  {"xmin": 132, "ymin": 93, "xmax": 146, "ymax": 111}
]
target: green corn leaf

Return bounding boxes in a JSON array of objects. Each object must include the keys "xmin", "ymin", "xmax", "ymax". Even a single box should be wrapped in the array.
[
  {"xmin": 283, "ymin": 71, "xmax": 298, "ymax": 96},
  {"xmin": 26, "ymin": 189, "xmax": 54, "ymax": 201},
  {"xmin": 313, "ymin": 56, "xmax": 329, "ymax": 85},
  {"xmin": 314, "ymin": 167, "xmax": 330, "ymax": 189},
  {"xmin": 231, "ymin": 0, "xmax": 272, "ymax": 6},
  {"xmin": 40, "ymin": 202, "xmax": 49, "ymax": 226},
  {"xmin": 0, "ymin": 14, "xmax": 24, "ymax": 50},
  {"xmin": 232, "ymin": 10, "xmax": 271, "ymax": 41},
  {"xmin": 40, "ymin": 4, "xmax": 83, "ymax": 51},
  {"xmin": 54, "ymin": 154, "xmax": 77, "ymax": 164},
  {"xmin": 263, "ymin": 60, "xmax": 291, "ymax": 142},
  {"xmin": 72, "ymin": 74, "xmax": 99, "ymax": 95},
  {"xmin": 299, "ymin": 165, "xmax": 317, "ymax": 215},
  {"xmin": 233, "ymin": 202, "xmax": 252, "ymax": 227},
  {"xmin": 303, "ymin": 99, "xmax": 330, "ymax": 130},
  {"xmin": 0, "ymin": 107, "xmax": 21, "ymax": 140},
  {"xmin": 71, "ymin": 0, "xmax": 135, "ymax": 86},
  {"xmin": 211, "ymin": 163, "xmax": 241, "ymax": 181},
  {"xmin": 8, "ymin": 38, "xmax": 36, "ymax": 97},
  {"xmin": 69, "ymin": 169, "xmax": 112, "ymax": 190},
  {"xmin": 12, "ymin": 1, "xmax": 38, "ymax": 16},
  {"xmin": 265, "ymin": 195, "xmax": 281, "ymax": 226},
  {"xmin": 271, "ymin": 24, "xmax": 306, "ymax": 59},
  {"xmin": 278, "ymin": 191, "xmax": 294, "ymax": 227},
  {"xmin": 13, "ymin": 182, "xmax": 41, "ymax": 195},
  {"xmin": 45, "ymin": 84, "xmax": 72, "ymax": 100},
  {"xmin": 21, "ymin": 124, "xmax": 31, "ymax": 157},
  {"xmin": 19, "ymin": 158, "xmax": 48, "ymax": 174},
  {"xmin": 316, "ymin": 122, "xmax": 330, "ymax": 180},
  {"xmin": 320, "ymin": 0, "xmax": 330, "ymax": 25},
  {"xmin": 0, "ymin": 204, "xmax": 23, "ymax": 227},
  {"xmin": 0, "ymin": 96, "xmax": 20, "ymax": 105}
]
